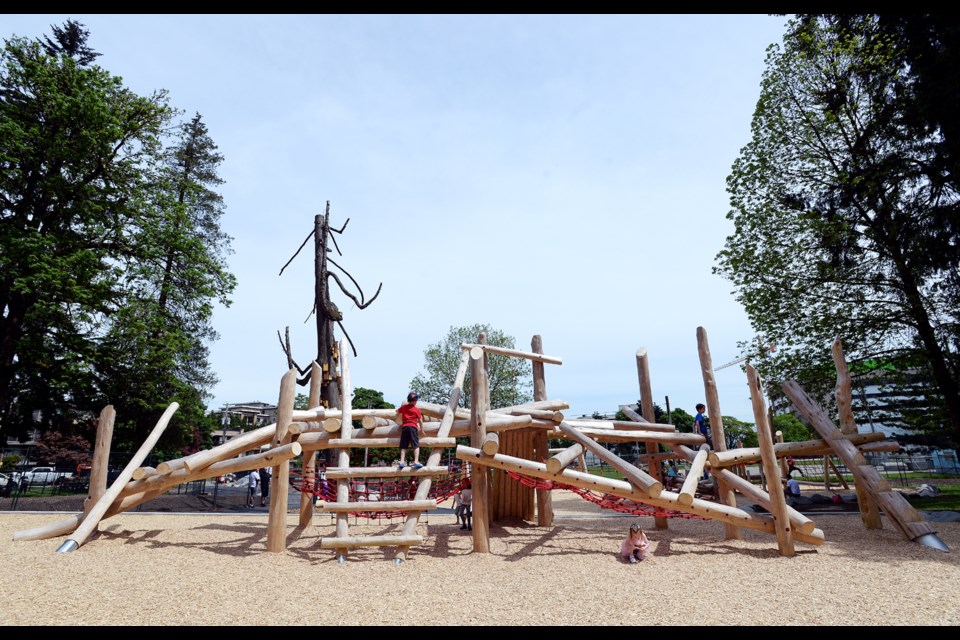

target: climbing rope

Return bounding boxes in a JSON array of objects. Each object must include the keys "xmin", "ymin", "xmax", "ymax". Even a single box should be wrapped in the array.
[
  {"xmin": 505, "ymin": 470, "xmax": 710, "ymax": 520},
  {"xmin": 290, "ymin": 468, "xmax": 471, "ymax": 520},
  {"xmin": 289, "ymin": 467, "xmax": 708, "ymax": 521}
]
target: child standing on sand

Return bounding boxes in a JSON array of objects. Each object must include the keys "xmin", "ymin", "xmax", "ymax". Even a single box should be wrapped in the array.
[{"xmin": 620, "ymin": 521, "xmax": 650, "ymax": 564}]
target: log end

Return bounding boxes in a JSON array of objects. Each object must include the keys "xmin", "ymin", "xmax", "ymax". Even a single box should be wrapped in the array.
[
  {"xmin": 796, "ymin": 520, "xmax": 816, "ymax": 535},
  {"xmin": 361, "ymin": 415, "xmax": 378, "ymax": 430},
  {"xmin": 677, "ymin": 492, "xmax": 694, "ymax": 506},
  {"xmin": 323, "ymin": 418, "xmax": 342, "ymax": 433}
]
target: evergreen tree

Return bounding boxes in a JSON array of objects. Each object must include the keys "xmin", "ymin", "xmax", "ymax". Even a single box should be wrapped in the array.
[{"xmin": 0, "ymin": 23, "xmax": 171, "ymax": 439}]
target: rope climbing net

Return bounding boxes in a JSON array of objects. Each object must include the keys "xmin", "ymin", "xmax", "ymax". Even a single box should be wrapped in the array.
[
  {"xmin": 289, "ymin": 466, "xmax": 709, "ymax": 521},
  {"xmin": 290, "ymin": 468, "xmax": 471, "ymax": 520},
  {"xmin": 505, "ymin": 471, "xmax": 710, "ymax": 520}
]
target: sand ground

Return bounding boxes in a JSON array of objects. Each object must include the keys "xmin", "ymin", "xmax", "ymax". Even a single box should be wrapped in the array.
[{"xmin": 2, "ymin": 491, "xmax": 959, "ymax": 626}]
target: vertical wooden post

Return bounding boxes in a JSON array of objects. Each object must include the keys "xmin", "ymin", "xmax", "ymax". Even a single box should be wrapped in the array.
[
  {"xmin": 532, "ymin": 334, "xmax": 554, "ymax": 526},
  {"xmin": 267, "ymin": 369, "xmax": 296, "ymax": 553},
  {"xmin": 470, "ymin": 348, "xmax": 490, "ymax": 553},
  {"xmin": 636, "ymin": 348, "xmax": 667, "ymax": 530},
  {"xmin": 832, "ymin": 337, "xmax": 882, "ymax": 529},
  {"xmin": 746, "ymin": 365, "xmax": 794, "ymax": 556},
  {"xmin": 83, "ymin": 406, "xmax": 116, "ymax": 518},
  {"xmin": 823, "ymin": 456, "xmax": 830, "ymax": 491},
  {"xmin": 695, "ymin": 327, "xmax": 740, "ymax": 540},
  {"xmin": 335, "ymin": 340, "xmax": 352, "ymax": 561},
  {"xmin": 776, "ymin": 431, "xmax": 788, "ymax": 478},
  {"xmin": 299, "ymin": 361, "xmax": 322, "ymax": 527}
]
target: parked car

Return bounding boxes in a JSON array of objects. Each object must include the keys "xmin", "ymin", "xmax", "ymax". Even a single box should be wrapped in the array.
[
  {"xmin": 13, "ymin": 466, "xmax": 74, "ymax": 485},
  {"xmin": 0, "ymin": 472, "xmax": 9, "ymax": 487}
]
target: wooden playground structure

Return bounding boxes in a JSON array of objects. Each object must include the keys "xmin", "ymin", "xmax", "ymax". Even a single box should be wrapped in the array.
[{"xmin": 12, "ymin": 329, "xmax": 949, "ymax": 558}]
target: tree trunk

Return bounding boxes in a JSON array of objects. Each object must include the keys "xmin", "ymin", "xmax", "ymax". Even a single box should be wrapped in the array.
[
  {"xmin": 315, "ymin": 212, "xmax": 341, "ymax": 412},
  {"xmin": 891, "ymin": 249, "xmax": 960, "ymax": 453}
]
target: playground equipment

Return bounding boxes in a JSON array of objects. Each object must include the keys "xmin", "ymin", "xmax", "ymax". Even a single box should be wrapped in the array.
[{"xmin": 13, "ymin": 329, "xmax": 949, "ymax": 558}]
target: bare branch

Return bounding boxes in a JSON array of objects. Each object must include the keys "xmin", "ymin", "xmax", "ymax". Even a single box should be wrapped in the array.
[
  {"xmin": 328, "ymin": 270, "xmax": 382, "ymax": 310},
  {"xmin": 328, "ymin": 257, "xmax": 383, "ymax": 306},
  {"xmin": 329, "ymin": 231, "xmax": 343, "ymax": 256},
  {"xmin": 303, "ymin": 302, "xmax": 316, "ymax": 324},
  {"xmin": 277, "ymin": 327, "xmax": 309, "ymax": 375},
  {"xmin": 337, "ymin": 320, "xmax": 358, "ymax": 358},
  {"xmin": 331, "ymin": 217, "xmax": 350, "ymax": 234},
  {"xmin": 279, "ymin": 229, "xmax": 315, "ymax": 276},
  {"xmin": 284, "ymin": 327, "xmax": 294, "ymax": 371}
]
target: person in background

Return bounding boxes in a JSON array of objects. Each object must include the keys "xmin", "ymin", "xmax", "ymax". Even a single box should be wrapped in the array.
[
  {"xmin": 459, "ymin": 483, "xmax": 473, "ymax": 531},
  {"xmin": 664, "ymin": 460, "xmax": 681, "ymax": 491},
  {"xmin": 694, "ymin": 403, "xmax": 711, "ymax": 478},
  {"xmin": 246, "ymin": 468, "xmax": 260, "ymax": 508},
  {"xmin": 452, "ymin": 489, "xmax": 463, "ymax": 527},
  {"xmin": 259, "ymin": 467, "xmax": 271, "ymax": 507},
  {"xmin": 783, "ymin": 476, "xmax": 801, "ymax": 501}
]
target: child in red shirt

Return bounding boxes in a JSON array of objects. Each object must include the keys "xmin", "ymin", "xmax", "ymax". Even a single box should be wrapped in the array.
[{"xmin": 396, "ymin": 392, "xmax": 424, "ymax": 470}]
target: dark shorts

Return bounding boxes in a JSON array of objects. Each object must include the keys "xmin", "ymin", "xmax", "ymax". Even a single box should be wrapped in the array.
[{"xmin": 400, "ymin": 425, "xmax": 419, "ymax": 449}]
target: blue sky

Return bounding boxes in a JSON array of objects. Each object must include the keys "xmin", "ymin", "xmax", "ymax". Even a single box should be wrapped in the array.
[{"xmin": 3, "ymin": 14, "xmax": 790, "ymax": 423}]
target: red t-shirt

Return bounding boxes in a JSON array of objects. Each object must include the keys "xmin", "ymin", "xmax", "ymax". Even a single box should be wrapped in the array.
[{"xmin": 397, "ymin": 403, "xmax": 422, "ymax": 428}]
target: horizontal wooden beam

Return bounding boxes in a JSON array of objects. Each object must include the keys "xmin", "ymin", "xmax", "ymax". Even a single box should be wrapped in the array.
[
  {"xmin": 461, "ymin": 343, "xmax": 563, "ymax": 365},
  {"xmin": 326, "ymin": 437, "xmax": 457, "ymax": 449},
  {"xmin": 323, "ymin": 466, "xmax": 449, "ymax": 479},
  {"xmin": 551, "ymin": 427, "xmax": 704, "ymax": 445},
  {"xmin": 708, "ymin": 432, "xmax": 887, "ymax": 467},
  {"xmin": 316, "ymin": 499, "xmax": 437, "ymax": 512},
  {"xmin": 318, "ymin": 535, "xmax": 423, "ymax": 549},
  {"xmin": 558, "ymin": 419, "xmax": 676, "ymax": 433}
]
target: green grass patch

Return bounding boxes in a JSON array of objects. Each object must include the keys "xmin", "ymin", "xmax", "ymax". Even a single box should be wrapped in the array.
[{"xmin": 905, "ymin": 484, "xmax": 960, "ymax": 511}]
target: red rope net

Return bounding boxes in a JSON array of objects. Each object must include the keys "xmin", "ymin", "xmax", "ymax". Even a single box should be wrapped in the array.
[
  {"xmin": 290, "ymin": 468, "xmax": 471, "ymax": 520},
  {"xmin": 505, "ymin": 471, "xmax": 710, "ymax": 520},
  {"xmin": 289, "ymin": 466, "xmax": 709, "ymax": 521}
]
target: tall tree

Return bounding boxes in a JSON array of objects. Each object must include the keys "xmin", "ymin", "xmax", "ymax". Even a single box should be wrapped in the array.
[
  {"xmin": 716, "ymin": 16, "xmax": 960, "ymax": 450},
  {"xmin": 410, "ymin": 323, "xmax": 532, "ymax": 409},
  {"xmin": 98, "ymin": 113, "xmax": 236, "ymax": 451},
  {"xmin": 0, "ymin": 23, "xmax": 171, "ymax": 440}
]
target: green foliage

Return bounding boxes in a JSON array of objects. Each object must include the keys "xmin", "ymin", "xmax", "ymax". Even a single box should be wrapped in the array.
[
  {"xmin": 353, "ymin": 387, "xmax": 394, "ymax": 410},
  {"xmin": 1, "ymin": 454, "xmax": 21, "ymax": 472},
  {"xmin": 721, "ymin": 415, "xmax": 758, "ymax": 448},
  {"xmin": 350, "ymin": 387, "xmax": 394, "ymax": 458},
  {"xmin": 715, "ymin": 15, "xmax": 960, "ymax": 450},
  {"xmin": 409, "ymin": 323, "xmax": 532, "ymax": 409},
  {"xmin": 0, "ymin": 22, "xmax": 234, "ymax": 456},
  {"xmin": 294, "ymin": 394, "xmax": 309, "ymax": 410},
  {"xmin": 773, "ymin": 413, "xmax": 814, "ymax": 442},
  {"xmin": 668, "ymin": 407, "xmax": 695, "ymax": 433}
]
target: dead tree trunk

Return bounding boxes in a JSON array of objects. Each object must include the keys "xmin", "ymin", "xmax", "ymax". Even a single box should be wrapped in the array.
[{"xmin": 278, "ymin": 201, "xmax": 382, "ymax": 423}]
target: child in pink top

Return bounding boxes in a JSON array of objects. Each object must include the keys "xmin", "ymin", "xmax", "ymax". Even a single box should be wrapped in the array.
[{"xmin": 620, "ymin": 521, "xmax": 650, "ymax": 563}]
